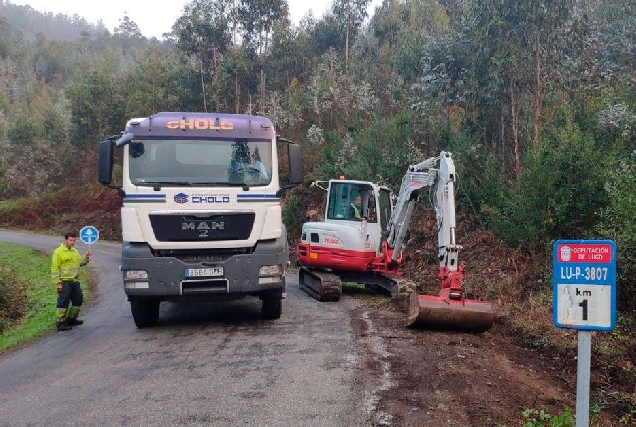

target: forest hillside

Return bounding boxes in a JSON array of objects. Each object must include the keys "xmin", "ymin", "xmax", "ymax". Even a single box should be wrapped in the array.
[{"xmin": 0, "ymin": 0, "xmax": 634, "ymax": 421}]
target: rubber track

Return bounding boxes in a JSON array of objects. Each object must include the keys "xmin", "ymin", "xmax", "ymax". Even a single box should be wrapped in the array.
[
  {"xmin": 380, "ymin": 274, "xmax": 418, "ymax": 298},
  {"xmin": 299, "ymin": 268, "xmax": 343, "ymax": 302}
]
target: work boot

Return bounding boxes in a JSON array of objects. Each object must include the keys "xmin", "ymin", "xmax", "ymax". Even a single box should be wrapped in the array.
[
  {"xmin": 67, "ymin": 318, "xmax": 84, "ymax": 326},
  {"xmin": 56, "ymin": 320, "xmax": 72, "ymax": 332}
]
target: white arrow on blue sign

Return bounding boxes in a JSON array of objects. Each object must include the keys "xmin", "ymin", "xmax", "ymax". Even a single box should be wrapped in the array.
[{"xmin": 79, "ymin": 225, "xmax": 99, "ymax": 245}]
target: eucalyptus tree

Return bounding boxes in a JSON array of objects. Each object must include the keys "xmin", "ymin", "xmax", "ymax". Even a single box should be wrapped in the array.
[
  {"xmin": 217, "ymin": 44, "xmax": 258, "ymax": 113},
  {"xmin": 413, "ymin": 0, "xmax": 575, "ymax": 178},
  {"xmin": 307, "ymin": 13, "xmax": 346, "ymax": 58},
  {"xmin": 32, "ymin": 33, "xmax": 71, "ymax": 84},
  {"xmin": 65, "ymin": 56, "xmax": 127, "ymax": 147},
  {"xmin": 266, "ymin": 20, "xmax": 310, "ymax": 90},
  {"xmin": 565, "ymin": 1, "xmax": 636, "ymax": 150},
  {"xmin": 235, "ymin": 0, "xmax": 289, "ymax": 114},
  {"xmin": 172, "ymin": 0, "xmax": 232, "ymax": 111},
  {"xmin": 469, "ymin": 0, "xmax": 574, "ymax": 175},
  {"xmin": 331, "ymin": 0, "xmax": 370, "ymax": 70},
  {"xmin": 368, "ymin": 0, "xmax": 449, "ymax": 83},
  {"xmin": 114, "ymin": 15, "xmax": 143, "ymax": 40},
  {"xmin": 237, "ymin": 0, "xmax": 288, "ymax": 54},
  {"xmin": 120, "ymin": 46, "xmax": 187, "ymax": 115}
]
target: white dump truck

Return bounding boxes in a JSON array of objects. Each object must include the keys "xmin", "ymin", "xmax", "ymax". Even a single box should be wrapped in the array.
[{"xmin": 98, "ymin": 112, "xmax": 303, "ymax": 327}]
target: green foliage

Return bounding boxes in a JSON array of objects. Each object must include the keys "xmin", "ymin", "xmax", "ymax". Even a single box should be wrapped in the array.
[
  {"xmin": 595, "ymin": 157, "xmax": 636, "ymax": 311},
  {"xmin": 0, "ymin": 264, "xmax": 27, "ymax": 334},
  {"xmin": 173, "ymin": 0, "xmax": 231, "ymax": 69},
  {"xmin": 442, "ymin": 135, "xmax": 506, "ymax": 222},
  {"xmin": 65, "ymin": 58, "xmax": 128, "ymax": 146},
  {"xmin": 0, "ymin": 242, "xmax": 91, "ymax": 351},
  {"xmin": 478, "ymin": 125, "xmax": 608, "ymax": 251},
  {"xmin": 522, "ymin": 407, "xmax": 574, "ymax": 427},
  {"xmin": 282, "ymin": 192, "xmax": 304, "ymax": 243},
  {"xmin": 6, "ymin": 106, "xmax": 38, "ymax": 145},
  {"xmin": 325, "ymin": 110, "xmax": 418, "ymax": 187}
]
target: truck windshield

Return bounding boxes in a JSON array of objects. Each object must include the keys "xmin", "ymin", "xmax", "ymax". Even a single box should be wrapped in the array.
[{"xmin": 128, "ymin": 139, "xmax": 273, "ymax": 187}]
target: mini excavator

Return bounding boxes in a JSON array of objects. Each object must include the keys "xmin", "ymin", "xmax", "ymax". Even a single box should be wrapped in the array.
[{"xmin": 296, "ymin": 151, "xmax": 494, "ymax": 332}]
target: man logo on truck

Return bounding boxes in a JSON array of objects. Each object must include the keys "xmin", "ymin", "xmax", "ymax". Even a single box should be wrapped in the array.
[{"xmin": 182, "ymin": 221, "xmax": 225, "ymax": 238}]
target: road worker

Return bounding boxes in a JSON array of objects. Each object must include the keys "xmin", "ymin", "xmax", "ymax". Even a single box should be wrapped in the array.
[{"xmin": 51, "ymin": 231, "xmax": 91, "ymax": 331}]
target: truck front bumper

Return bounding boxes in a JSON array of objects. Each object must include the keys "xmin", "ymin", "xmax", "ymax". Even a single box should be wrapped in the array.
[{"xmin": 121, "ymin": 240, "xmax": 286, "ymax": 298}]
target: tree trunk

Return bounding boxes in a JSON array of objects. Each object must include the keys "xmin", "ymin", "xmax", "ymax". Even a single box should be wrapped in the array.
[
  {"xmin": 500, "ymin": 112, "xmax": 505, "ymax": 173},
  {"xmin": 533, "ymin": 38, "xmax": 543, "ymax": 150},
  {"xmin": 260, "ymin": 69, "xmax": 265, "ymax": 113},
  {"xmin": 345, "ymin": 5, "xmax": 350, "ymax": 71},
  {"xmin": 235, "ymin": 74, "xmax": 240, "ymax": 114},
  {"xmin": 509, "ymin": 81, "xmax": 520, "ymax": 179},
  {"xmin": 200, "ymin": 59, "xmax": 207, "ymax": 113}
]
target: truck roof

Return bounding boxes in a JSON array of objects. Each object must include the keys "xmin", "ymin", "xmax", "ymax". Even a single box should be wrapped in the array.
[{"xmin": 125, "ymin": 112, "xmax": 276, "ymax": 140}]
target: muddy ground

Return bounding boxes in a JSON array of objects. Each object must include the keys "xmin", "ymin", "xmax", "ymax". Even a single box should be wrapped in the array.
[
  {"xmin": 347, "ymin": 296, "xmax": 581, "ymax": 426},
  {"xmin": 335, "ymin": 223, "xmax": 627, "ymax": 426}
]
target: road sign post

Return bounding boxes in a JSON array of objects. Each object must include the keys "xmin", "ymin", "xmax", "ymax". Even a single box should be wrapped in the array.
[
  {"xmin": 79, "ymin": 225, "xmax": 99, "ymax": 246},
  {"xmin": 553, "ymin": 240, "xmax": 616, "ymax": 427}
]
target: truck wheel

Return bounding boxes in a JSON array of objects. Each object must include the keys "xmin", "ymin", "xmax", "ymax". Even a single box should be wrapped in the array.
[
  {"xmin": 130, "ymin": 297, "xmax": 160, "ymax": 328},
  {"xmin": 261, "ymin": 292, "xmax": 282, "ymax": 320}
]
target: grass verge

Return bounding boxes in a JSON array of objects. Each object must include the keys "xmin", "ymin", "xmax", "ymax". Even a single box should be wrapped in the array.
[{"xmin": 0, "ymin": 241, "xmax": 91, "ymax": 353}]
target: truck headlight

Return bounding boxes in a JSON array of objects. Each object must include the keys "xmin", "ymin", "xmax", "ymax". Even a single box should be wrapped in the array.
[
  {"xmin": 125, "ymin": 282, "xmax": 150, "ymax": 289},
  {"xmin": 259, "ymin": 265, "xmax": 282, "ymax": 276},
  {"xmin": 125, "ymin": 270, "xmax": 149, "ymax": 280}
]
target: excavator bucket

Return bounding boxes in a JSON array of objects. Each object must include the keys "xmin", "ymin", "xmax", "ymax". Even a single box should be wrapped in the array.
[{"xmin": 406, "ymin": 292, "xmax": 494, "ymax": 333}]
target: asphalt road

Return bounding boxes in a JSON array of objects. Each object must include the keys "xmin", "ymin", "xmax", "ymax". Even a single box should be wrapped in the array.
[{"xmin": 0, "ymin": 230, "xmax": 368, "ymax": 426}]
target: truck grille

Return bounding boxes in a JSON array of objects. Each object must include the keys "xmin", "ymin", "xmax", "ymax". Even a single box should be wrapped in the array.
[{"xmin": 150, "ymin": 213, "xmax": 255, "ymax": 242}]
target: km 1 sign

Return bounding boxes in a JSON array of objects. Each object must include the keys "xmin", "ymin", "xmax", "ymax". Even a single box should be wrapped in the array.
[{"xmin": 552, "ymin": 240, "xmax": 616, "ymax": 331}]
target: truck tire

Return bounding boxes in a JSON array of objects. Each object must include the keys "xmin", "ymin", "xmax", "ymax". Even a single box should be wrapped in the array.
[
  {"xmin": 130, "ymin": 297, "xmax": 160, "ymax": 328},
  {"xmin": 261, "ymin": 291, "xmax": 282, "ymax": 320}
]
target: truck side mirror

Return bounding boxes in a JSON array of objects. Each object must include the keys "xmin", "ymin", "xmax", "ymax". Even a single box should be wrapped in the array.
[
  {"xmin": 98, "ymin": 139, "xmax": 121, "ymax": 191},
  {"xmin": 288, "ymin": 144, "xmax": 304, "ymax": 185}
]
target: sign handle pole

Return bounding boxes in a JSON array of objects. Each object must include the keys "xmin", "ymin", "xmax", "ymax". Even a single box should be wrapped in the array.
[{"xmin": 576, "ymin": 330, "xmax": 591, "ymax": 427}]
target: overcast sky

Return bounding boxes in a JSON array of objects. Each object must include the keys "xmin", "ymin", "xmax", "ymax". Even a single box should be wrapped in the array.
[{"xmin": 9, "ymin": 0, "xmax": 383, "ymax": 39}]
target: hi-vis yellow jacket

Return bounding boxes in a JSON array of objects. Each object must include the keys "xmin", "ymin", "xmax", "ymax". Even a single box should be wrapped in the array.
[{"xmin": 51, "ymin": 244, "xmax": 89, "ymax": 285}]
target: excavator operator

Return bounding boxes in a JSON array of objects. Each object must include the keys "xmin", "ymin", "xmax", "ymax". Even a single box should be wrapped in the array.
[{"xmin": 350, "ymin": 192, "xmax": 363, "ymax": 220}]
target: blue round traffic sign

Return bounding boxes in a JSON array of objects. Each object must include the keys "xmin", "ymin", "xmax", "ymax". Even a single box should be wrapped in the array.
[{"xmin": 79, "ymin": 225, "xmax": 99, "ymax": 245}]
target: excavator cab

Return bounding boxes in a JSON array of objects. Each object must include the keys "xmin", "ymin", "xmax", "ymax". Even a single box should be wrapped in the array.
[
  {"xmin": 326, "ymin": 181, "xmax": 372, "ymax": 221},
  {"xmin": 323, "ymin": 180, "xmax": 391, "ymax": 225}
]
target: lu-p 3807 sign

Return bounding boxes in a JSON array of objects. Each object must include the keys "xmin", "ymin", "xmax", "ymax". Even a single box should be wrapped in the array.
[{"xmin": 552, "ymin": 240, "xmax": 616, "ymax": 331}]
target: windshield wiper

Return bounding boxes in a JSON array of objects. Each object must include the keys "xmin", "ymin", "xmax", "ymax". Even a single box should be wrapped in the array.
[
  {"xmin": 155, "ymin": 181, "xmax": 195, "ymax": 186},
  {"xmin": 138, "ymin": 181, "xmax": 249, "ymax": 190}
]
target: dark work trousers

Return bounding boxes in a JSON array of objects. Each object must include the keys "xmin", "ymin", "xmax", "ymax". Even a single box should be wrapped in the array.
[{"xmin": 57, "ymin": 280, "xmax": 83, "ymax": 311}]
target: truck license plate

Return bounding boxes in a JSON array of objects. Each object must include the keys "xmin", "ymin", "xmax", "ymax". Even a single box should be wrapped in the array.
[{"xmin": 185, "ymin": 267, "xmax": 224, "ymax": 277}]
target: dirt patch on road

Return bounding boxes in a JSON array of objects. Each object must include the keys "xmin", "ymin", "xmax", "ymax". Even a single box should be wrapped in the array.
[{"xmin": 348, "ymin": 300, "xmax": 582, "ymax": 426}]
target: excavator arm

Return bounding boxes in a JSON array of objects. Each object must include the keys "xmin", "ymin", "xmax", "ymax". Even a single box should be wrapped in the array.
[
  {"xmin": 384, "ymin": 154, "xmax": 440, "ymax": 265},
  {"xmin": 400, "ymin": 152, "xmax": 493, "ymax": 332},
  {"xmin": 384, "ymin": 152, "xmax": 461, "ymax": 281}
]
